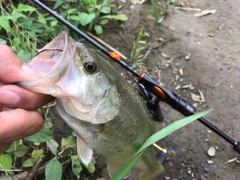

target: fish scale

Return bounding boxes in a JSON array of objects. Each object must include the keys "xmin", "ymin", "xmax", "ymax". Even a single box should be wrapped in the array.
[{"xmin": 20, "ymin": 32, "xmax": 165, "ymax": 180}]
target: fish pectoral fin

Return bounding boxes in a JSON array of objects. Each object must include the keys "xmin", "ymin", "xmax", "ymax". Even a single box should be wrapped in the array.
[
  {"xmin": 77, "ymin": 136, "xmax": 93, "ymax": 165},
  {"xmin": 107, "ymin": 160, "xmax": 131, "ymax": 179}
]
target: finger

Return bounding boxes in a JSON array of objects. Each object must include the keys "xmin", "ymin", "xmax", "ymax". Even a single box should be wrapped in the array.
[
  {"xmin": 0, "ymin": 108, "xmax": 43, "ymax": 144},
  {"xmin": 0, "ymin": 45, "xmax": 39, "ymax": 83},
  {"xmin": 0, "ymin": 84, "xmax": 53, "ymax": 110},
  {"xmin": 0, "ymin": 143, "xmax": 11, "ymax": 153}
]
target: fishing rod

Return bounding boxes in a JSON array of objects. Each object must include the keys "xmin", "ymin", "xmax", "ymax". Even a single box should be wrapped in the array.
[{"xmin": 30, "ymin": 0, "xmax": 240, "ymax": 154}]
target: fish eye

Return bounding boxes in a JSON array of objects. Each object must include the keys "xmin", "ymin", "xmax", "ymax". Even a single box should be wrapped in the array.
[{"xmin": 84, "ymin": 62, "xmax": 97, "ymax": 73}]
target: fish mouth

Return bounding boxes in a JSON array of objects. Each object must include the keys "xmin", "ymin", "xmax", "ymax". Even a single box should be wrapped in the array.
[
  {"xmin": 19, "ymin": 32, "xmax": 75, "ymax": 92},
  {"xmin": 20, "ymin": 32, "xmax": 120, "ymax": 124},
  {"xmin": 27, "ymin": 33, "xmax": 72, "ymax": 78},
  {"xmin": 63, "ymin": 87, "xmax": 112, "ymax": 123}
]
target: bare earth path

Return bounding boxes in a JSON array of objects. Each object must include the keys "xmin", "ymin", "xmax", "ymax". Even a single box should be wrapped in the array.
[{"xmin": 152, "ymin": 0, "xmax": 240, "ymax": 179}]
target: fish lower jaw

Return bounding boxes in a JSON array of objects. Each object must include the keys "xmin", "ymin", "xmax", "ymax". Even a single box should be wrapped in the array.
[{"xmin": 70, "ymin": 105, "xmax": 98, "ymax": 122}]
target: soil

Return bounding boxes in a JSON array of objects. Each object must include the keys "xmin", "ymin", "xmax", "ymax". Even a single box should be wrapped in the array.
[{"xmin": 52, "ymin": 0, "xmax": 240, "ymax": 179}]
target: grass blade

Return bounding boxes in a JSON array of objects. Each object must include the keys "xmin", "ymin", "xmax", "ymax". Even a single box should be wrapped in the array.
[
  {"xmin": 151, "ymin": 0, "xmax": 159, "ymax": 23},
  {"xmin": 111, "ymin": 109, "xmax": 212, "ymax": 180},
  {"xmin": 110, "ymin": 150, "xmax": 145, "ymax": 180},
  {"xmin": 136, "ymin": 109, "xmax": 212, "ymax": 154}
]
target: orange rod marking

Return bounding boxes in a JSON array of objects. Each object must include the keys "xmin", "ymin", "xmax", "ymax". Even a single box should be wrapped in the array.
[
  {"xmin": 110, "ymin": 52, "xmax": 121, "ymax": 61},
  {"xmin": 153, "ymin": 86, "xmax": 167, "ymax": 100},
  {"xmin": 139, "ymin": 72, "xmax": 167, "ymax": 100},
  {"xmin": 138, "ymin": 72, "xmax": 145, "ymax": 81}
]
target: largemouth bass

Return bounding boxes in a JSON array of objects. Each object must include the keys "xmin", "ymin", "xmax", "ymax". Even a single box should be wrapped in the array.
[{"xmin": 20, "ymin": 32, "xmax": 165, "ymax": 180}]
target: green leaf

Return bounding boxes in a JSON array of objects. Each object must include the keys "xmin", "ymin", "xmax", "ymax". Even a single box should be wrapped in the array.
[
  {"xmin": 25, "ymin": 119, "xmax": 53, "ymax": 143},
  {"xmin": 71, "ymin": 155, "xmax": 82, "ymax": 176},
  {"xmin": 50, "ymin": 20, "xmax": 58, "ymax": 27},
  {"xmin": 100, "ymin": 7, "xmax": 111, "ymax": 14},
  {"xmin": 45, "ymin": 160, "xmax": 62, "ymax": 180},
  {"xmin": 12, "ymin": 9, "xmax": 25, "ymax": 21},
  {"xmin": 47, "ymin": 139, "xmax": 59, "ymax": 155},
  {"xmin": 78, "ymin": 13, "xmax": 95, "ymax": 26},
  {"xmin": 22, "ymin": 158, "xmax": 34, "ymax": 167},
  {"xmin": 15, "ymin": 145, "xmax": 29, "ymax": 157},
  {"xmin": 32, "ymin": 149, "xmax": 44, "ymax": 162},
  {"xmin": 54, "ymin": 0, "xmax": 65, "ymax": 9},
  {"xmin": 94, "ymin": 25, "xmax": 103, "ymax": 35},
  {"xmin": 6, "ymin": 141, "xmax": 20, "ymax": 153},
  {"xmin": 60, "ymin": 11, "xmax": 68, "ymax": 18},
  {"xmin": 61, "ymin": 136, "xmax": 76, "ymax": 149},
  {"xmin": 60, "ymin": 149, "xmax": 71, "ymax": 159},
  {"xmin": 0, "ymin": 16, "xmax": 11, "ymax": 32},
  {"xmin": 81, "ymin": 0, "xmax": 91, "ymax": 6},
  {"xmin": 37, "ymin": 12, "xmax": 47, "ymax": 25},
  {"xmin": 80, "ymin": 158, "xmax": 95, "ymax": 173},
  {"xmin": 110, "ymin": 150, "xmax": 145, "ymax": 180},
  {"xmin": 14, "ymin": 37, "xmax": 21, "ymax": 46},
  {"xmin": 112, "ymin": 14, "xmax": 128, "ymax": 21},
  {"xmin": 67, "ymin": 8, "xmax": 77, "ymax": 14},
  {"xmin": 101, "ymin": 14, "xmax": 128, "ymax": 21},
  {"xmin": 67, "ymin": 15, "xmax": 80, "ymax": 21},
  {"xmin": 99, "ymin": 19, "xmax": 109, "ymax": 25},
  {"xmin": 17, "ymin": 17, "xmax": 33, "ymax": 30},
  {"xmin": 17, "ymin": 50, "xmax": 34, "ymax": 63},
  {"xmin": 102, "ymin": 0, "xmax": 111, "ymax": 5},
  {"xmin": 0, "ymin": 38, "xmax": 7, "ymax": 44},
  {"xmin": 151, "ymin": 0, "xmax": 159, "ymax": 23},
  {"xmin": 0, "ymin": 154, "xmax": 12, "ymax": 171},
  {"xmin": 17, "ymin": 4, "xmax": 36, "ymax": 13}
]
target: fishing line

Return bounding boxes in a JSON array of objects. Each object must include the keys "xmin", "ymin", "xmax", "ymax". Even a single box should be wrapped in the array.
[{"xmin": 34, "ymin": 48, "xmax": 63, "ymax": 57}]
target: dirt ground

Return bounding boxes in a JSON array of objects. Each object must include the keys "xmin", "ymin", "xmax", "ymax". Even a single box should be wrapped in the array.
[
  {"xmin": 94, "ymin": 0, "xmax": 240, "ymax": 179},
  {"xmin": 51, "ymin": 0, "xmax": 240, "ymax": 179}
]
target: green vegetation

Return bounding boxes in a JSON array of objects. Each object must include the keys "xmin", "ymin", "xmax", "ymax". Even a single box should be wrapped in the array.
[
  {"xmin": 130, "ymin": 28, "xmax": 146, "ymax": 68},
  {"xmin": 0, "ymin": 0, "xmax": 127, "ymax": 62},
  {"xmin": 53, "ymin": 0, "xmax": 127, "ymax": 35},
  {"xmin": 0, "ymin": 1, "xmax": 68, "ymax": 62},
  {"xmin": 0, "ymin": 109, "xmax": 91, "ymax": 180}
]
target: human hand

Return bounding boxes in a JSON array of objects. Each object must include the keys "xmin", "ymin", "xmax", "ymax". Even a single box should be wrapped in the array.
[{"xmin": 0, "ymin": 45, "xmax": 53, "ymax": 153}]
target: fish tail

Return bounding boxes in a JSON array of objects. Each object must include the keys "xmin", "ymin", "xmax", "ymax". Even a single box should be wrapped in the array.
[{"xmin": 137, "ymin": 147, "xmax": 165, "ymax": 180}]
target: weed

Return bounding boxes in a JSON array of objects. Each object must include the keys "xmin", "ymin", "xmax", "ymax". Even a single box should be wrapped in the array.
[
  {"xmin": 0, "ymin": 108, "xmax": 92, "ymax": 180},
  {"xmin": 130, "ymin": 28, "xmax": 149, "ymax": 68},
  {"xmin": 0, "ymin": 1, "xmax": 67, "ymax": 62},
  {"xmin": 53, "ymin": 0, "xmax": 128, "ymax": 35},
  {"xmin": 166, "ymin": 0, "xmax": 184, "ymax": 7},
  {"xmin": 151, "ymin": 0, "xmax": 168, "ymax": 23}
]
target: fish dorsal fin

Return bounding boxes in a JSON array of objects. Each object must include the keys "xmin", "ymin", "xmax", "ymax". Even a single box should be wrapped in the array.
[
  {"xmin": 107, "ymin": 160, "xmax": 131, "ymax": 179},
  {"xmin": 77, "ymin": 136, "xmax": 93, "ymax": 165}
]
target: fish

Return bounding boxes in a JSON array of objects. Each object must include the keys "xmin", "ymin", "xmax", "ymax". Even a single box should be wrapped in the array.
[{"xmin": 19, "ymin": 32, "xmax": 165, "ymax": 180}]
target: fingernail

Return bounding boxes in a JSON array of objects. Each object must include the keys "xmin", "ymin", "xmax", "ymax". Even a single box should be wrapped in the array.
[
  {"xmin": 0, "ymin": 90, "xmax": 20, "ymax": 105},
  {"xmin": 22, "ymin": 64, "xmax": 39, "ymax": 80}
]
